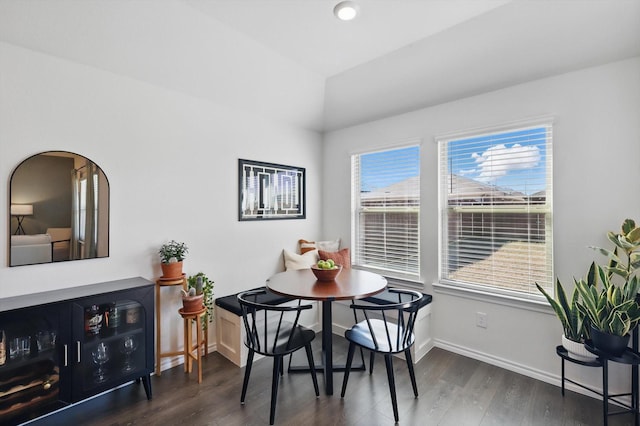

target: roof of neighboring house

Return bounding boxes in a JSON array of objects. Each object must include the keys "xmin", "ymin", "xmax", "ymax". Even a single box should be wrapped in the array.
[{"xmin": 360, "ymin": 174, "xmax": 545, "ymax": 205}]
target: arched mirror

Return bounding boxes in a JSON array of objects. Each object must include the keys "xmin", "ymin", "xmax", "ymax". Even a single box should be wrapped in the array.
[{"xmin": 9, "ymin": 151, "xmax": 109, "ymax": 266}]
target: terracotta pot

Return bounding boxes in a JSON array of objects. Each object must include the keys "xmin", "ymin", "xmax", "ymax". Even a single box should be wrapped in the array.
[
  {"xmin": 160, "ymin": 261, "xmax": 183, "ymax": 279},
  {"xmin": 182, "ymin": 294, "xmax": 204, "ymax": 313}
]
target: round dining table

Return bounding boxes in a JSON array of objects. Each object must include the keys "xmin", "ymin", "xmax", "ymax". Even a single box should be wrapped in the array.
[{"xmin": 266, "ymin": 268, "xmax": 387, "ymax": 395}]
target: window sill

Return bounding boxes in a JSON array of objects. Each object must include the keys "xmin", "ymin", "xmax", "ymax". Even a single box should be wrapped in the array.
[
  {"xmin": 432, "ymin": 281, "xmax": 551, "ymax": 315},
  {"xmin": 352, "ymin": 266, "xmax": 424, "ymax": 290}
]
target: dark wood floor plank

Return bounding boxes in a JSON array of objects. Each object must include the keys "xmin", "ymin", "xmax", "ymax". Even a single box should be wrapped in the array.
[
  {"xmin": 437, "ymin": 361, "xmax": 505, "ymax": 426},
  {"xmin": 478, "ymin": 367, "xmax": 538, "ymax": 426},
  {"xmin": 27, "ymin": 334, "xmax": 628, "ymax": 426}
]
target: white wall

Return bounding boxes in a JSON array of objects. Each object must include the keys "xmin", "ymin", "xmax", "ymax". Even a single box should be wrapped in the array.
[
  {"xmin": 322, "ymin": 57, "xmax": 640, "ymax": 395},
  {"xmin": 0, "ymin": 41, "xmax": 324, "ymax": 368}
]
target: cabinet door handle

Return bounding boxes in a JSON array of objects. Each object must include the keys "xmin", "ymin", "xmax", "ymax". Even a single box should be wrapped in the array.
[
  {"xmin": 76, "ymin": 341, "xmax": 81, "ymax": 363},
  {"xmin": 64, "ymin": 344, "xmax": 68, "ymax": 367}
]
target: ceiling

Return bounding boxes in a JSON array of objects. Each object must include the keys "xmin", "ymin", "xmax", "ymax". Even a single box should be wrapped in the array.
[
  {"xmin": 184, "ymin": 0, "xmax": 510, "ymax": 77},
  {"xmin": 0, "ymin": 1, "xmax": 639, "ymax": 131}
]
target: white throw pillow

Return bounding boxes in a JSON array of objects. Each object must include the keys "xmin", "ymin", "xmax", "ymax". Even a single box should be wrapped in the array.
[
  {"xmin": 283, "ymin": 249, "xmax": 319, "ymax": 271},
  {"xmin": 317, "ymin": 238, "xmax": 340, "ymax": 252}
]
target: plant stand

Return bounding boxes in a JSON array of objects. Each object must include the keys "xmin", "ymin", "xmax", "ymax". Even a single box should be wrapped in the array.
[
  {"xmin": 155, "ymin": 275, "xmax": 187, "ymax": 375},
  {"xmin": 178, "ymin": 307, "xmax": 206, "ymax": 384},
  {"xmin": 557, "ymin": 327, "xmax": 640, "ymax": 426}
]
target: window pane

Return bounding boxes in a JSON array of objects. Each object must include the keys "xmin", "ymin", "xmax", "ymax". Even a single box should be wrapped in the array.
[
  {"xmin": 352, "ymin": 145, "xmax": 420, "ymax": 278},
  {"xmin": 439, "ymin": 124, "xmax": 553, "ymax": 297}
]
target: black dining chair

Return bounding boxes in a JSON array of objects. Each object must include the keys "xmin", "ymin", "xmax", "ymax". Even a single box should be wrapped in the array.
[
  {"xmin": 238, "ymin": 288, "xmax": 319, "ymax": 425},
  {"xmin": 340, "ymin": 288, "xmax": 430, "ymax": 423}
]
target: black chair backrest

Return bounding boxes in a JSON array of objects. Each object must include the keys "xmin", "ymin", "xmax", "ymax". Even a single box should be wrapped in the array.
[
  {"xmin": 237, "ymin": 289, "xmax": 312, "ymax": 356},
  {"xmin": 350, "ymin": 288, "xmax": 428, "ymax": 353}
]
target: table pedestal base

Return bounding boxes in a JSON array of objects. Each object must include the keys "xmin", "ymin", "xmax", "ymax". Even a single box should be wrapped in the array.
[{"xmin": 287, "ymin": 301, "xmax": 365, "ymax": 395}]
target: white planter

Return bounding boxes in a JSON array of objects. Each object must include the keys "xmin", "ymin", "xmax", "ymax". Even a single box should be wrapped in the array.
[{"xmin": 562, "ymin": 334, "xmax": 598, "ymax": 362}]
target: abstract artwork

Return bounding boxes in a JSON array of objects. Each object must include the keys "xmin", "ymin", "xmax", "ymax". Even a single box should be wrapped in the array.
[{"xmin": 238, "ymin": 159, "xmax": 306, "ymax": 221}]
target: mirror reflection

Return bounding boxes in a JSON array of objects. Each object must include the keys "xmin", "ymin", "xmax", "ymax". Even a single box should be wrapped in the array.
[{"xmin": 9, "ymin": 151, "xmax": 109, "ymax": 266}]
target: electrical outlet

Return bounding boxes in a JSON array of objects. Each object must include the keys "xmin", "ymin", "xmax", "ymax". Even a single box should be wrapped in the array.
[{"xmin": 476, "ymin": 312, "xmax": 488, "ymax": 328}]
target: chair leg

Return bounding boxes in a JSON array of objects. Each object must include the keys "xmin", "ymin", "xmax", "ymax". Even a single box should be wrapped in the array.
[
  {"xmin": 353, "ymin": 310, "xmax": 366, "ymax": 370},
  {"xmin": 304, "ymin": 343, "xmax": 320, "ymax": 397},
  {"xmin": 384, "ymin": 354, "xmax": 399, "ymax": 423},
  {"xmin": 280, "ymin": 357, "xmax": 284, "ymax": 377},
  {"xmin": 369, "ymin": 351, "xmax": 375, "ymax": 375},
  {"xmin": 270, "ymin": 355, "xmax": 282, "ymax": 425},
  {"xmin": 405, "ymin": 348, "xmax": 418, "ymax": 397},
  {"xmin": 340, "ymin": 342, "xmax": 356, "ymax": 398},
  {"xmin": 240, "ymin": 349, "xmax": 255, "ymax": 404}
]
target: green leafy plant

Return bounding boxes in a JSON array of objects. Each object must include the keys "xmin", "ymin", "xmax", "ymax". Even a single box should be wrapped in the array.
[
  {"xmin": 536, "ymin": 277, "xmax": 586, "ymax": 342},
  {"xmin": 592, "ymin": 218, "xmax": 640, "ymax": 284},
  {"xmin": 575, "ymin": 219, "xmax": 640, "ymax": 337},
  {"xmin": 158, "ymin": 240, "xmax": 188, "ymax": 263},
  {"xmin": 187, "ymin": 272, "xmax": 215, "ymax": 329},
  {"xmin": 575, "ymin": 262, "xmax": 640, "ymax": 336}
]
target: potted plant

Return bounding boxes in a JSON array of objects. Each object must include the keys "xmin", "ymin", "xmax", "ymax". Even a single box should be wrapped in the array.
[
  {"xmin": 181, "ymin": 287, "xmax": 204, "ymax": 313},
  {"xmin": 575, "ymin": 219, "xmax": 640, "ymax": 356},
  {"xmin": 536, "ymin": 276, "xmax": 594, "ymax": 361},
  {"xmin": 158, "ymin": 240, "xmax": 188, "ymax": 279},
  {"xmin": 187, "ymin": 272, "xmax": 215, "ymax": 329}
]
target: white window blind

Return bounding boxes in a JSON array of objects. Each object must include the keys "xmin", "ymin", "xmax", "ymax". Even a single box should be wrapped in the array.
[
  {"xmin": 438, "ymin": 123, "xmax": 553, "ymax": 298},
  {"xmin": 352, "ymin": 145, "xmax": 420, "ymax": 279}
]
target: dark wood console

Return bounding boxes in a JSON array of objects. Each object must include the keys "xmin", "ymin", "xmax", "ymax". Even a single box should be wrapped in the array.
[{"xmin": 0, "ymin": 277, "xmax": 154, "ymax": 425}]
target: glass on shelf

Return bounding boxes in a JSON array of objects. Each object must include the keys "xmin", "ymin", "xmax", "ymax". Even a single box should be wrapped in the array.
[
  {"xmin": 36, "ymin": 330, "xmax": 57, "ymax": 352},
  {"xmin": 9, "ymin": 336, "xmax": 31, "ymax": 360},
  {"xmin": 92, "ymin": 342, "xmax": 110, "ymax": 383},
  {"xmin": 121, "ymin": 335, "xmax": 138, "ymax": 373}
]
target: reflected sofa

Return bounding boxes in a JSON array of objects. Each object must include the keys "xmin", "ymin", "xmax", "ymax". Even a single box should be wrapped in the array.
[{"xmin": 10, "ymin": 234, "xmax": 52, "ymax": 265}]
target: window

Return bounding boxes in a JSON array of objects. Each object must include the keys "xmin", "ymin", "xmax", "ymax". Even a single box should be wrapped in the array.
[
  {"xmin": 351, "ymin": 144, "xmax": 420, "ymax": 279},
  {"xmin": 438, "ymin": 121, "xmax": 553, "ymax": 298}
]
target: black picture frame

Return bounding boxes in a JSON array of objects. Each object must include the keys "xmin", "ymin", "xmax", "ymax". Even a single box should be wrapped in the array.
[{"xmin": 238, "ymin": 159, "xmax": 306, "ymax": 221}]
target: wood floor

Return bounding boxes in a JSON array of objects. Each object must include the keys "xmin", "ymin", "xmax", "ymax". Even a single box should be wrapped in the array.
[{"xmin": 29, "ymin": 335, "xmax": 636, "ymax": 426}]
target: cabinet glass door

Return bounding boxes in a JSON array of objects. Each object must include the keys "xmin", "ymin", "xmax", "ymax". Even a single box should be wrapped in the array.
[
  {"xmin": 72, "ymin": 298, "xmax": 147, "ymax": 400},
  {"xmin": 0, "ymin": 305, "xmax": 67, "ymax": 425}
]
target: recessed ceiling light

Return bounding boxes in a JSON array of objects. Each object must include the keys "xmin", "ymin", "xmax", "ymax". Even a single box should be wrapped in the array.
[{"xmin": 334, "ymin": 1, "xmax": 360, "ymax": 21}]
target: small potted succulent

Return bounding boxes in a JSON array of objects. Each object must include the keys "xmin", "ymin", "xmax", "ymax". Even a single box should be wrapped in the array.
[
  {"xmin": 158, "ymin": 240, "xmax": 188, "ymax": 279},
  {"xmin": 181, "ymin": 287, "xmax": 204, "ymax": 313},
  {"xmin": 187, "ymin": 272, "xmax": 215, "ymax": 329}
]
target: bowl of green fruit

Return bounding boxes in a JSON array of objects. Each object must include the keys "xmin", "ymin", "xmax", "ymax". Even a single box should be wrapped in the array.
[{"xmin": 311, "ymin": 259, "xmax": 342, "ymax": 282}]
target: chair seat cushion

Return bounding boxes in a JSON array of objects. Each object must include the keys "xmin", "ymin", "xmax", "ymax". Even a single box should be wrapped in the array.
[
  {"xmin": 345, "ymin": 319, "xmax": 415, "ymax": 354},
  {"xmin": 250, "ymin": 324, "xmax": 316, "ymax": 356},
  {"xmin": 214, "ymin": 287, "xmax": 292, "ymax": 316}
]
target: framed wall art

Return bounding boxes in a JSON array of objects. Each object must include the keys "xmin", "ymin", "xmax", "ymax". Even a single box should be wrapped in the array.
[{"xmin": 238, "ymin": 159, "xmax": 306, "ymax": 221}]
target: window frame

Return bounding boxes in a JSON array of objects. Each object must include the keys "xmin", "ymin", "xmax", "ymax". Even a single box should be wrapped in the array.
[
  {"xmin": 351, "ymin": 142, "xmax": 421, "ymax": 282},
  {"xmin": 436, "ymin": 117, "xmax": 554, "ymax": 301}
]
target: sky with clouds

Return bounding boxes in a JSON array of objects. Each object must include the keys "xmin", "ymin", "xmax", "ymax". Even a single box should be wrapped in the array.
[
  {"xmin": 357, "ymin": 127, "xmax": 548, "ymax": 196},
  {"xmin": 449, "ymin": 127, "xmax": 548, "ymax": 195}
]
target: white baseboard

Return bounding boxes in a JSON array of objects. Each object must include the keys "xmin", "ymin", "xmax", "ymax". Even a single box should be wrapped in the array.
[{"xmin": 158, "ymin": 341, "xmax": 218, "ymax": 373}]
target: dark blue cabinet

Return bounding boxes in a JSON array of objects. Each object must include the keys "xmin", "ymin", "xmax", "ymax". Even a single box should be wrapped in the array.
[{"xmin": 0, "ymin": 277, "xmax": 154, "ymax": 425}]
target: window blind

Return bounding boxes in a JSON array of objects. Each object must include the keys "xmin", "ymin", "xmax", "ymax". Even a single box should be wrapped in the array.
[
  {"xmin": 352, "ymin": 145, "xmax": 420, "ymax": 278},
  {"xmin": 438, "ymin": 124, "xmax": 553, "ymax": 297}
]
